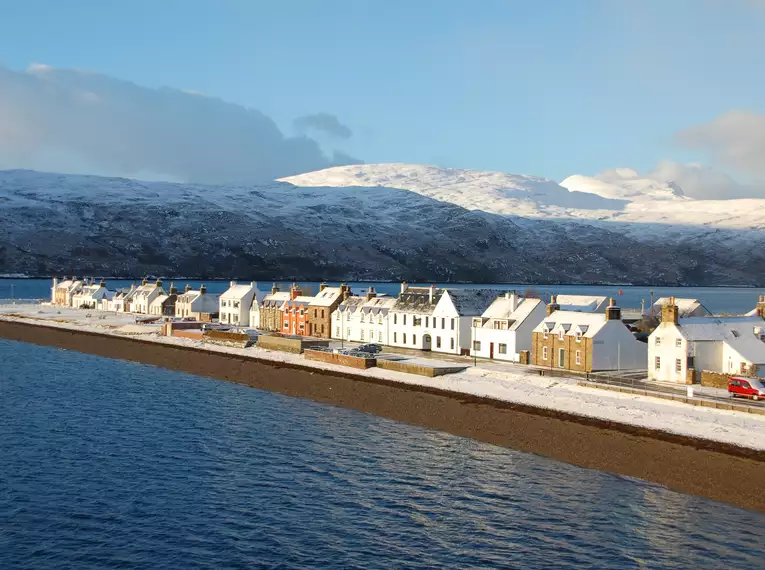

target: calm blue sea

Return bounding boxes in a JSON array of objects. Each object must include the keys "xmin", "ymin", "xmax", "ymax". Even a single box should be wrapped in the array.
[
  {"xmin": 1, "ymin": 339, "xmax": 764, "ymax": 569},
  {"xmin": 1, "ymin": 278, "xmax": 763, "ymax": 315}
]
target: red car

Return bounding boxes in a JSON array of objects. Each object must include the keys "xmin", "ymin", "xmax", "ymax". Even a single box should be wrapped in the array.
[{"xmin": 728, "ymin": 377, "xmax": 765, "ymax": 401}]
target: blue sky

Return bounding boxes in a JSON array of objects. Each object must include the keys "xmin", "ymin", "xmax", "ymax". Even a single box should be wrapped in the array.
[{"xmin": 0, "ymin": 0, "xmax": 764, "ymax": 187}]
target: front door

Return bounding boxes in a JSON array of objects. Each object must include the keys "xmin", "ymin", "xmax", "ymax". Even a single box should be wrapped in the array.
[
  {"xmin": 489, "ymin": 342, "xmax": 494, "ymax": 359},
  {"xmin": 558, "ymin": 348, "xmax": 565, "ymax": 368}
]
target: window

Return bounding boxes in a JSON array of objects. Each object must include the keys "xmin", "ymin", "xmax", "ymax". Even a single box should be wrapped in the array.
[
  {"xmin": 473, "ymin": 341, "xmax": 481, "ymax": 352},
  {"xmin": 394, "ymin": 332, "xmax": 397, "ymax": 343},
  {"xmin": 394, "ymin": 314, "xmax": 397, "ymax": 325},
  {"xmin": 494, "ymin": 321, "xmax": 507, "ymax": 330},
  {"xmin": 542, "ymin": 346, "xmax": 548, "ymax": 361},
  {"xmin": 284, "ymin": 321, "xmax": 289, "ymax": 328},
  {"xmin": 436, "ymin": 336, "xmax": 441, "ymax": 348},
  {"xmin": 498, "ymin": 343, "xmax": 507, "ymax": 354},
  {"xmin": 299, "ymin": 323, "xmax": 305, "ymax": 330},
  {"xmin": 741, "ymin": 362, "xmax": 748, "ymax": 374},
  {"xmin": 378, "ymin": 316, "xmax": 382, "ymax": 325},
  {"xmin": 654, "ymin": 356, "xmax": 661, "ymax": 370},
  {"xmin": 442, "ymin": 318, "xmax": 445, "ymax": 329},
  {"xmin": 360, "ymin": 329, "xmax": 364, "ymax": 340},
  {"xmin": 655, "ymin": 337, "xmax": 661, "ymax": 347},
  {"xmin": 558, "ymin": 330, "xmax": 564, "ymax": 341},
  {"xmin": 576, "ymin": 350, "xmax": 581, "ymax": 365},
  {"xmin": 451, "ymin": 319, "xmax": 455, "ymax": 330},
  {"xmin": 403, "ymin": 333, "xmax": 407, "ymax": 344},
  {"xmin": 576, "ymin": 333, "xmax": 582, "ymax": 343},
  {"xmin": 543, "ymin": 331, "xmax": 548, "ymax": 340},
  {"xmin": 413, "ymin": 335, "xmax": 417, "ymax": 345},
  {"xmin": 336, "ymin": 327, "xmax": 340, "ymax": 337},
  {"xmin": 676, "ymin": 359, "xmax": 682, "ymax": 373},
  {"xmin": 425, "ymin": 316, "xmax": 429, "ymax": 328},
  {"xmin": 675, "ymin": 338, "xmax": 682, "ymax": 348},
  {"xmin": 321, "ymin": 324, "xmax": 325, "ymax": 334},
  {"xmin": 314, "ymin": 309, "xmax": 318, "ymax": 317},
  {"xmin": 403, "ymin": 315, "xmax": 407, "ymax": 326},
  {"xmin": 450, "ymin": 338, "xmax": 454, "ymax": 350},
  {"xmin": 378, "ymin": 331, "xmax": 382, "ymax": 342},
  {"xmin": 322, "ymin": 310, "xmax": 325, "ymax": 318},
  {"xmin": 347, "ymin": 328, "xmax": 350, "ymax": 338},
  {"xmin": 413, "ymin": 317, "xmax": 422, "ymax": 326}
]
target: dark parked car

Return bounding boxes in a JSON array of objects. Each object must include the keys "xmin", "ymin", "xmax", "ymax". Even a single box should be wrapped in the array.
[{"xmin": 357, "ymin": 343, "xmax": 383, "ymax": 354}]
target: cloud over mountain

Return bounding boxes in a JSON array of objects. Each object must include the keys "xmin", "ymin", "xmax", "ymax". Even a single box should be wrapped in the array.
[
  {"xmin": 293, "ymin": 112, "xmax": 353, "ymax": 139},
  {"xmin": 677, "ymin": 110, "xmax": 765, "ymax": 183},
  {"xmin": 0, "ymin": 64, "xmax": 361, "ymax": 183}
]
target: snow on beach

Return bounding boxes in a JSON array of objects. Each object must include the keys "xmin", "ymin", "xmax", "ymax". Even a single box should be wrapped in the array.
[{"xmin": 3, "ymin": 303, "xmax": 765, "ymax": 452}]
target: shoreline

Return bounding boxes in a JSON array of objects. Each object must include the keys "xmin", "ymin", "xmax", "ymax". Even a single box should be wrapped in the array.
[{"xmin": 2, "ymin": 319, "xmax": 765, "ymax": 513}]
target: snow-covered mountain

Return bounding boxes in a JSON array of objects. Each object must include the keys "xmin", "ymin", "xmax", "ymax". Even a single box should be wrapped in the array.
[{"xmin": 1, "ymin": 165, "xmax": 764, "ymax": 285}]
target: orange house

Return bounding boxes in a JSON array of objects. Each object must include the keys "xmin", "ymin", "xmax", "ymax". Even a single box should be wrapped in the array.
[{"xmin": 280, "ymin": 284, "xmax": 316, "ymax": 336}]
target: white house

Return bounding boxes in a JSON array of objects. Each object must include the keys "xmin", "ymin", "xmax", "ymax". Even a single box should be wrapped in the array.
[
  {"xmin": 652, "ymin": 297, "xmax": 710, "ymax": 319},
  {"xmin": 332, "ymin": 290, "xmax": 396, "ymax": 345},
  {"xmin": 531, "ymin": 300, "xmax": 647, "ymax": 371},
  {"xmin": 219, "ymin": 281, "xmax": 261, "ymax": 327},
  {"xmin": 470, "ymin": 292, "xmax": 546, "ymax": 361},
  {"xmin": 648, "ymin": 298, "xmax": 765, "ymax": 383},
  {"xmin": 387, "ymin": 284, "xmax": 500, "ymax": 355},
  {"xmin": 110, "ymin": 285, "xmax": 137, "ymax": 313},
  {"xmin": 71, "ymin": 280, "xmax": 110, "ymax": 309},
  {"xmin": 131, "ymin": 279, "xmax": 166, "ymax": 314},
  {"xmin": 554, "ymin": 294, "xmax": 609, "ymax": 313},
  {"xmin": 98, "ymin": 290, "xmax": 116, "ymax": 311},
  {"xmin": 175, "ymin": 285, "xmax": 220, "ymax": 321}
]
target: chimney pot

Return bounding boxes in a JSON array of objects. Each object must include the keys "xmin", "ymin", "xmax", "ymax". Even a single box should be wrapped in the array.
[
  {"xmin": 200, "ymin": 285, "xmax": 207, "ymax": 294},
  {"xmin": 230, "ymin": 281, "xmax": 236, "ymax": 288}
]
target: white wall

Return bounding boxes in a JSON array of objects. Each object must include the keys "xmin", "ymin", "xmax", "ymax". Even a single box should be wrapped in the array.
[
  {"xmin": 647, "ymin": 322, "xmax": 688, "ymax": 382},
  {"xmin": 592, "ymin": 321, "xmax": 647, "ymax": 371},
  {"xmin": 471, "ymin": 327, "xmax": 518, "ymax": 361}
]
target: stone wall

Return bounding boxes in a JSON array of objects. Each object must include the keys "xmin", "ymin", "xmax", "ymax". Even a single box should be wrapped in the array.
[
  {"xmin": 531, "ymin": 332, "xmax": 592, "ymax": 372},
  {"xmin": 257, "ymin": 335, "xmax": 330, "ymax": 354},
  {"xmin": 700, "ymin": 370, "xmax": 730, "ymax": 389},
  {"xmin": 203, "ymin": 330, "xmax": 253, "ymax": 348},
  {"xmin": 304, "ymin": 349, "xmax": 376, "ymax": 370}
]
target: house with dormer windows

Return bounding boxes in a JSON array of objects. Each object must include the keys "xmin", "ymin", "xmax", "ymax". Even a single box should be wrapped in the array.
[
  {"xmin": 531, "ymin": 298, "xmax": 646, "ymax": 371},
  {"xmin": 332, "ymin": 288, "xmax": 396, "ymax": 344}
]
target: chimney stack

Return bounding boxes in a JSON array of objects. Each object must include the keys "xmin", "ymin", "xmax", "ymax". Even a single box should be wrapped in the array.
[
  {"xmin": 290, "ymin": 283, "xmax": 302, "ymax": 300},
  {"xmin": 400, "ymin": 281, "xmax": 408, "ymax": 295},
  {"xmin": 428, "ymin": 284, "xmax": 436, "ymax": 304},
  {"xmin": 230, "ymin": 280, "xmax": 236, "ymax": 288},
  {"xmin": 142, "ymin": 278, "xmax": 148, "ymax": 286},
  {"xmin": 366, "ymin": 286, "xmax": 376, "ymax": 301},
  {"xmin": 546, "ymin": 294, "xmax": 560, "ymax": 317},
  {"xmin": 169, "ymin": 282, "xmax": 177, "ymax": 295},
  {"xmin": 99, "ymin": 279, "xmax": 106, "ymax": 288},
  {"xmin": 341, "ymin": 282, "xmax": 351, "ymax": 300},
  {"xmin": 662, "ymin": 296, "xmax": 679, "ymax": 325},
  {"xmin": 271, "ymin": 282, "xmax": 279, "ymax": 295},
  {"xmin": 756, "ymin": 294, "xmax": 765, "ymax": 318},
  {"xmin": 200, "ymin": 285, "xmax": 207, "ymax": 295},
  {"xmin": 320, "ymin": 282, "xmax": 327, "ymax": 291},
  {"xmin": 156, "ymin": 279, "xmax": 162, "ymax": 288},
  {"xmin": 185, "ymin": 284, "xmax": 192, "ymax": 293},
  {"xmin": 605, "ymin": 297, "xmax": 621, "ymax": 321}
]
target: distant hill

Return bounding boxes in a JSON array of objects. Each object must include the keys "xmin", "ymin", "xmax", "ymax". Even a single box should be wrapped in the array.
[{"xmin": 1, "ymin": 166, "xmax": 764, "ymax": 285}]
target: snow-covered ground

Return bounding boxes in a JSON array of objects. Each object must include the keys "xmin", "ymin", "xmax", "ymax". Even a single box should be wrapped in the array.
[{"xmin": 3, "ymin": 304, "xmax": 765, "ymax": 452}]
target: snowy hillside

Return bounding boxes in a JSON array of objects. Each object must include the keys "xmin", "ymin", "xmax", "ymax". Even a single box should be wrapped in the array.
[
  {"xmin": 282, "ymin": 163, "xmax": 765, "ymax": 236},
  {"xmin": 1, "ymin": 166, "xmax": 764, "ymax": 285}
]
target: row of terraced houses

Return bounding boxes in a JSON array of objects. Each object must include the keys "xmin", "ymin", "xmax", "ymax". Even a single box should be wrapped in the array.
[{"xmin": 51, "ymin": 277, "xmax": 765, "ymax": 383}]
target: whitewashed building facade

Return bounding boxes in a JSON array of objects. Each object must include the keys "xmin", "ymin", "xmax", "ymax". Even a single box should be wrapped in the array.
[
  {"xmin": 332, "ymin": 291, "xmax": 396, "ymax": 345},
  {"xmin": 131, "ymin": 280, "xmax": 166, "ymax": 314},
  {"xmin": 175, "ymin": 285, "xmax": 220, "ymax": 320},
  {"xmin": 470, "ymin": 292, "xmax": 546, "ymax": 361},
  {"xmin": 219, "ymin": 281, "xmax": 261, "ymax": 327}
]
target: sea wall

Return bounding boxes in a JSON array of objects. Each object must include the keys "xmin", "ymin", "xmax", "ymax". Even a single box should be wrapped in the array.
[{"xmin": 1, "ymin": 319, "xmax": 765, "ymax": 514}]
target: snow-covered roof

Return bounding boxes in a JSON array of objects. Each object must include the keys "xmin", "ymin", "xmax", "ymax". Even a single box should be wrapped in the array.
[
  {"xmin": 283, "ymin": 295, "xmax": 315, "ymax": 306},
  {"xmin": 653, "ymin": 297, "xmax": 709, "ymax": 317},
  {"xmin": 725, "ymin": 336, "xmax": 765, "ymax": 365},
  {"xmin": 446, "ymin": 289, "xmax": 506, "ymax": 316},
  {"xmin": 262, "ymin": 291, "xmax": 290, "ymax": 307},
  {"xmin": 221, "ymin": 282, "xmax": 258, "ymax": 300},
  {"xmin": 554, "ymin": 294, "xmax": 608, "ymax": 313},
  {"xmin": 533, "ymin": 310, "xmax": 611, "ymax": 338},
  {"xmin": 151, "ymin": 294, "xmax": 169, "ymax": 307},
  {"xmin": 674, "ymin": 315, "xmax": 763, "ymax": 342},
  {"xmin": 337, "ymin": 296, "xmax": 366, "ymax": 313},
  {"xmin": 391, "ymin": 287, "xmax": 443, "ymax": 315},
  {"xmin": 361, "ymin": 295, "xmax": 396, "ymax": 314},
  {"xmin": 309, "ymin": 287, "xmax": 345, "ymax": 307},
  {"xmin": 479, "ymin": 295, "xmax": 543, "ymax": 330}
]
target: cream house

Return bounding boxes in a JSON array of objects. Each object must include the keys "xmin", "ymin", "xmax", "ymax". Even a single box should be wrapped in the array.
[
  {"xmin": 651, "ymin": 297, "xmax": 710, "ymax": 319},
  {"xmin": 175, "ymin": 285, "xmax": 220, "ymax": 321},
  {"xmin": 51, "ymin": 277, "xmax": 84, "ymax": 307},
  {"xmin": 131, "ymin": 279, "xmax": 166, "ymax": 314},
  {"xmin": 470, "ymin": 292, "xmax": 546, "ymax": 361},
  {"xmin": 71, "ymin": 279, "xmax": 109, "ymax": 309},
  {"xmin": 648, "ymin": 298, "xmax": 765, "ymax": 383},
  {"xmin": 219, "ymin": 281, "xmax": 261, "ymax": 327}
]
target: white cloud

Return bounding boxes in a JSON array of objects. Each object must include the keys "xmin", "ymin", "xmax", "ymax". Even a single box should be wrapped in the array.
[
  {"xmin": 647, "ymin": 160, "xmax": 764, "ymax": 200},
  {"xmin": 0, "ymin": 65, "xmax": 362, "ymax": 183},
  {"xmin": 677, "ymin": 110, "xmax": 765, "ymax": 182}
]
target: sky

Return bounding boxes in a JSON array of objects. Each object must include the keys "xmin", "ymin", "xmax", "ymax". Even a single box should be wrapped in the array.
[{"xmin": 0, "ymin": 0, "xmax": 764, "ymax": 197}]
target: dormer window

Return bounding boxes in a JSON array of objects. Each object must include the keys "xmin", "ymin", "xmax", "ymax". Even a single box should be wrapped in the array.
[{"xmin": 558, "ymin": 330, "xmax": 565, "ymax": 341}]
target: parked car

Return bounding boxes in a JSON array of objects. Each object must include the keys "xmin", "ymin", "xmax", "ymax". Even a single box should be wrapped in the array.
[
  {"xmin": 357, "ymin": 343, "xmax": 383, "ymax": 354},
  {"xmin": 728, "ymin": 377, "xmax": 765, "ymax": 401}
]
